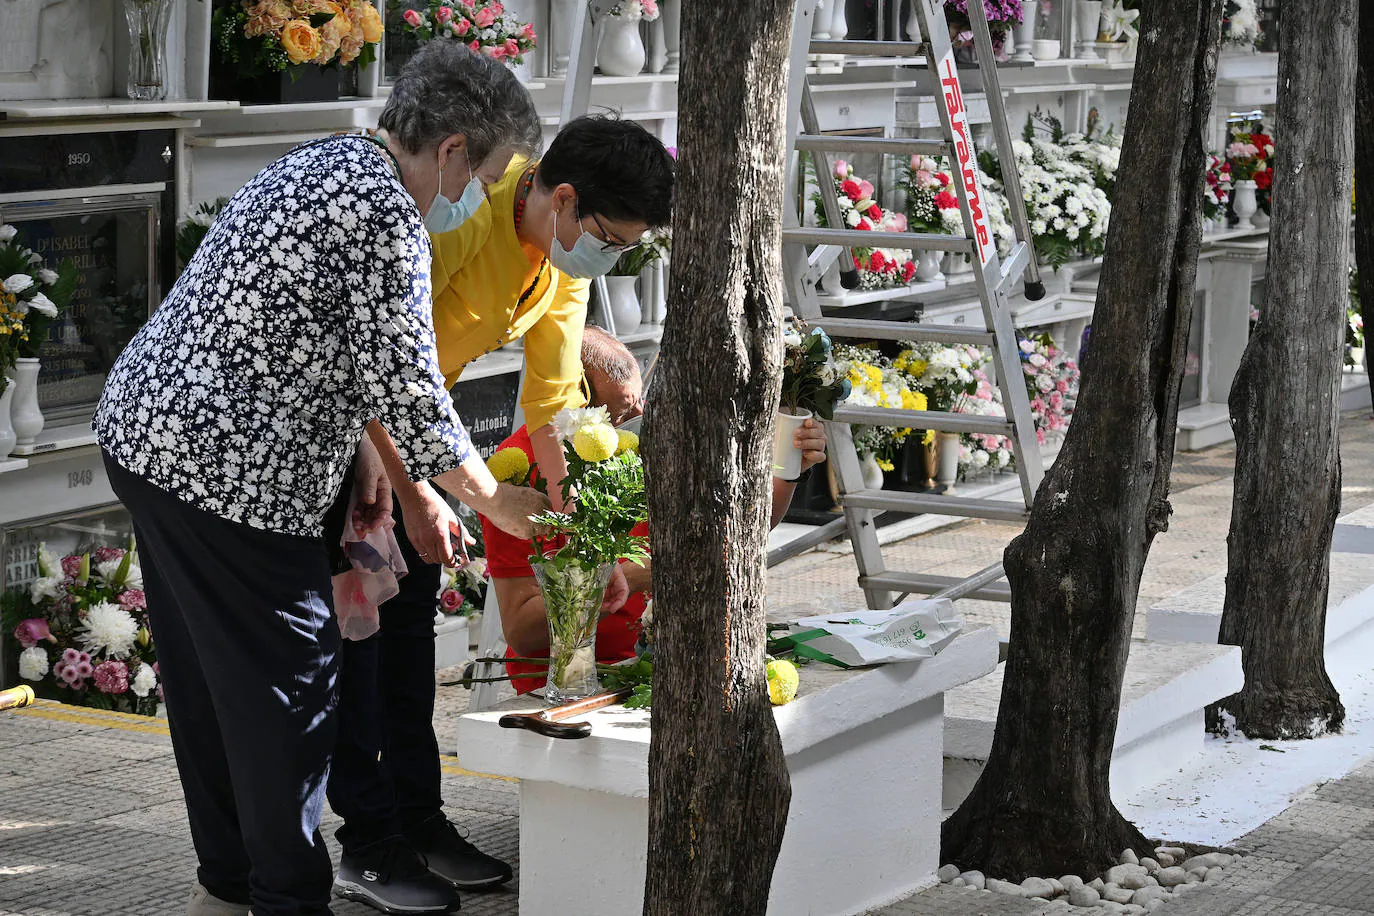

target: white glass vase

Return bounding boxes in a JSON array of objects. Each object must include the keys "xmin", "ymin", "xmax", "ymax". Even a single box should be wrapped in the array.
[{"xmin": 10, "ymin": 358, "xmax": 43, "ymax": 446}]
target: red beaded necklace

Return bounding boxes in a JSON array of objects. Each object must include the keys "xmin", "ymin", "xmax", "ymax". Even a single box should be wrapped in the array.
[{"xmin": 513, "ymin": 162, "xmax": 538, "ymax": 231}]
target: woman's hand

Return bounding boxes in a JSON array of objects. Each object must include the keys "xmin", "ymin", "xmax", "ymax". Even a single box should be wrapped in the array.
[
  {"xmin": 480, "ymin": 482, "xmax": 553, "ymax": 540},
  {"xmin": 601, "ymin": 564, "xmax": 630, "ymax": 617},
  {"xmin": 397, "ymin": 481, "xmax": 468, "ymax": 566},
  {"xmin": 353, "ymin": 436, "xmax": 394, "ymax": 532},
  {"xmin": 796, "ymin": 418, "xmax": 828, "ymax": 472}
]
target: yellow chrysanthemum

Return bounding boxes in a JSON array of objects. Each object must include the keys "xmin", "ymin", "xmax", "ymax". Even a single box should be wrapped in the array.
[
  {"xmin": 616, "ymin": 429, "xmax": 640, "ymax": 455},
  {"xmin": 923, "ymin": 430, "xmax": 936, "ymax": 446},
  {"xmin": 486, "ymin": 447, "xmax": 529, "ymax": 484},
  {"xmin": 908, "ymin": 358, "xmax": 929, "ymax": 378},
  {"xmin": 573, "ymin": 423, "xmax": 619, "ymax": 462},
  {"xmin": 900, "ymin": 389, "xmax": 928, "ymax": 412},
  {"xmin": 766, "ymin": 659, "xmax": 799, "ymax": 706}
]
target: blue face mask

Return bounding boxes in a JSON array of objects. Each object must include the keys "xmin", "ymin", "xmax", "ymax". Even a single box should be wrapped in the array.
[
  {"xmin": 424, "ymin": 149, "xmax": 485, "ymax": 234},
  {"xmin": 548, "ymin": 206, "xmax": 624, "ymax": 279}
]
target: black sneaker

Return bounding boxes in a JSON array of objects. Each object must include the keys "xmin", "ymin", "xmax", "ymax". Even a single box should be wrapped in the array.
[
  {"xmin": 407, "ymin": 816, "xmax": 513, "ymax": 890},
  {"xmin": 333, "ymin": 836, "xmax": 462, "ymax": 914}
]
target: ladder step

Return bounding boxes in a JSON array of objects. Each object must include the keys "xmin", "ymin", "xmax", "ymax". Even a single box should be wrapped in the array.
[
  {"xmin": 861, "ymin": 571, "xmax": 1013, "ymax": 603},
  {"xmin": 832, "ymin": 406, "xmax": 1013, "ymax": 436},
  {"xmin": 795, "ymin": 135, "xmax": 949, "ymax": 157},
  {"xmin": 809, "ymin": 40, "xmax": 926, "ymax": 57},
  {"xmin": 783, "ymin": 228, "xmax": 973, "ymax": 253},
  {"xmin": 842, "ymin": 489, "xmax": 1029, "ymax": 523},
  {"xmin": 813, "ymin": 317, "xmax": 993, "ymax": 347}
]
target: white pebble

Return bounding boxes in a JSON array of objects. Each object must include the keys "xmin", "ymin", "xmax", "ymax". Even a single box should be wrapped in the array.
[
  {"xmin": 1131, "ymin": 886, "xmax": 1168, "ymax": 906},
  {"xmin": 1120, "ymin": 848, "xmax": 1139, "ymax": 865},
  {"xmin": 1145, "ymin": 901, "xmax": 1165, "ymax": 913},
  {"xmin": 987, "ymin": 878, "xmax": 1027, "ymax": 897},
  {"xmin": 1156, "ymin": 846, "xmax": 1187, "ymax": 859},
  {"xmin": 1124, "ymin": 906, "xmax": 1148, "ymax": 916},
  {"xmin": 1068, "ymin": 885, "xmax": 1101, "ymax": 907},
  {"xmin": 959, "ymin": 870, "xmax": 986, "ymax": 890},
  {"xmin": 1140, "ymin": 857, "xmax": 1160, "ymax": 873},
  {"xmin": 950, "ymin": 877, "xmax": 966, "ymax": 887},
  {"xmin": 1155, "ymin": 852, "xmax": 1175, "ymax": 867},
  {"xmin": 1021, "ymin": 876, "xmax": 1058, "ymax": 899},
  {"xmin": 1173, "ymin": 882, "xmax": 1195, "ymax": 897},
  {"xmin": 1088, "ymin": 877, "xmax": 1106, "ymax": 893},
  {"xmin": 938, "ymin": 864, "xmax": 961, "ymax": 882},
  {"xmin": 1155, "ymin": 866, "xmax": 1189, "ymax": 887},
  {"xmin": 1105, "ymin": 865, "xmax": 1150, "ymax": 890},
  {"xmin": 1188, "ymin": 866, "xmax": 1209, "ymax": 882},
  {"xmin": 1049, "ymin": 878, "xmax": 1065, "ymax": 895},
  {"xmin": 1104, "ymin": 883, "xmax": 1135, "ymax": 904},
  {"xmin": 1181, "ymin": 852, "xmax": 1230, "ymax": 872},
  {"xmin": 1204, "ymin": 867, "xmax": 1224, "ymax": 884},
  {"xmin": 1100, "ymin": 903, "xmax": 1128, "ymax": 915}
]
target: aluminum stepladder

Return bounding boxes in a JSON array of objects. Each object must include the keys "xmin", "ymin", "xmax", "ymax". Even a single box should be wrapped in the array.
[
  {"xmin": 780, "ymin": 0, "xmax": 1047, "ymax": 609},
  {"xmin": 467, "ymin": 0, "xmax": 625, "ymax": 712}
]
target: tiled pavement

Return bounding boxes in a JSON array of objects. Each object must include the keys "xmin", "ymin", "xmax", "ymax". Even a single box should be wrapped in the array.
[{"xmin": 1, "ymin": 409, "xmax": 1371, "ymax": 915}]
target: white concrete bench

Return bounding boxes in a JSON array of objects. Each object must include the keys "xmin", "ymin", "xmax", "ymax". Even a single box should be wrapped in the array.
[
  {"xmin": 943, "ymin": 640, "xmax": 1243, "ymax": 810},
  {"xmin": 456, "ymin": 626, "xmax": 998, "ymax": 916},
  {"xmin": 434, "ymin": 615, "xmax": 470, "ymax": 671},
  {"xmin": 1145, "ymin": 506, "xmax": 1374, "ymax": 646}
]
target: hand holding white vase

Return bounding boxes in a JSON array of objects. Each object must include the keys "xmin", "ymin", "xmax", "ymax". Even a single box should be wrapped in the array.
[
  {"xmin": 773, "ymin": 409, "xmax": 813, "ymax": 480},
  {"xmin": 9, "ymin": 358, "xmax": 43, "ymax": 446}
]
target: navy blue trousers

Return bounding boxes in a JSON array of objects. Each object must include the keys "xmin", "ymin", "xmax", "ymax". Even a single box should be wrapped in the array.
[
  {"xmin": 105, "ymin": 453, "xmax": 339, "ymax": 916},
  {"xmin": 326, "ymin": 503, "xmax": 444, "ymax": 854}
]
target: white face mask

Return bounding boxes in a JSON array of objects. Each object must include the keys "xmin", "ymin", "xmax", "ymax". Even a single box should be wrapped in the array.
[
  {"xmin": 547, "ymin": 206, "xmax": 625, "ymax": 279},
  {"xmin": 424, "ymin": 147, "xmax": 485, "ymax": 234}
]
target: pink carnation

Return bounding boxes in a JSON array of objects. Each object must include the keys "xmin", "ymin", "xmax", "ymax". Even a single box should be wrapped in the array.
[
  {"xmin": 857, "ymin": 180, "xmax": 874, "ymax": 200},
  {"xmin": 14, "ymin": 618, "xmax": 53, "ymax": 649},
  {"xmin": 469, "ymin": 39, "xmax": 480, "ymax": 52},
  {"xmin": 61, "ymin": 555, "xmax": 83, "ymax": 577},
  {"xmin": 402, "ymin": 8, "xmax": 423, "ymax": 26},
  {"xmin": 92, "ymin": 546, "xmax": 126, "ymax": 565},
  {"xmin": 520, "ymin": 22, "xmax": 536, "ymax": 39},
  {"xmin": 94, "ymin": 660, "xmax": 129, "ymax": 695},
  {"xmin": 1056, "ymin": 379, "xmax": 1070, "ymax": 393},
  {"xmin": 642, "ymin": 0, "xmax": 658, "ymax": 15},
  {"xmin": 119, "ymin": 589, "xmax": 148, "ymax": 610}
]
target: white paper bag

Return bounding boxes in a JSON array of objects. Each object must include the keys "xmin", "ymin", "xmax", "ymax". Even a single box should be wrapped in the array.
[{"xmin": 785, "ymin": 598, "xmax": 964, "ymax": 667}]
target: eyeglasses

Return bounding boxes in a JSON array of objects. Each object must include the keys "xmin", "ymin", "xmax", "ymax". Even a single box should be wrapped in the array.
[{"xmin": 584, "ymin": 210, "xmax": 640, "ymax": 254}]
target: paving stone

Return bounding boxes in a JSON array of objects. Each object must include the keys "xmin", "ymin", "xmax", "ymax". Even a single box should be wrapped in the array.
[
  {"xmin": 1233, "ymin": 825, "xmax": 1347, "ymax": 863},
  {"xmin": 1316, "ymin": 775, "xmax": 1374, "ymax": 809},
  {"xmin": 1268, "ymin": 864, "xmax": 1374, "ymax": 913},
  {"xmin": 1227, "ymin": 897, "xmax": 1374, "ymax": 916}
]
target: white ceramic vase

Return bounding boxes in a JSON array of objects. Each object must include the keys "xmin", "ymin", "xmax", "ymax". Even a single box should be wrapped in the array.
[
  {"xmin": 1014, "ymin": 12, "xmax": 1038, "ymax": 62},
  {"xmin": 829, "ymin": 0, "xmax": 848, "ymax": 40},
  {"xmin": 1232, "ymin": 180, "xmax": 1258, "ymax": 231},
  {"xmin": 10, "ymin": 358, "xmax": 43, "ymax": 446},
  {"xmin": 599, "ymin": 18, "xmax": 646, "ymax": 76},
  {"xmin": 772, "ymin": 409, "xmax": 813, "ymax": 480},
  {"xmin": 1252, "ymin": 208, "xmax": 1270, "ymax": 230},
  {"xmin": 1032, "ymin": 38, "xmax": 1061, "ymax": 60},
  {"xmin": 915, "ymin": 250, "xmax": 944, "ymax": 283},
  {"xmin": 812, "ymin": 0, "xmax": 831, "ymax": 40},
  {"xmin": 936, "ymin": 432, "xmax": 960, "ymax": 494},
  {"xmin": 0, "ymin": 381, "xmax": 15, "ymax": 460},
  {"xmin": 1075, "ymin": 0, "xmax": 1103, "ymax": 58},
  {"xmin": 859, "ymin": 452, "xmax": 885, "ymax": 490},
  {"xmin": 550, "ymin": 0, "xmax": 578, "ymax": 76},
  {"xmin": 605, "ymin": 275, "xmax": 642, "ymax": 335}
]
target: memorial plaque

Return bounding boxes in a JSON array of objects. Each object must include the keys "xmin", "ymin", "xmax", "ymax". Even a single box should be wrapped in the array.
[
  {"xmin": 7, "ymin": 202, "xmax": 158, "ymax": 418},
  {"xmin": 451, "ymin": 372, "xmax": 522, "ymax": 459}
]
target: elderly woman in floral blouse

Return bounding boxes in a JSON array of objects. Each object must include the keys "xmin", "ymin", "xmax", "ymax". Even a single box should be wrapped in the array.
[{"xmin": 92, "ymin": 44, "xmax": 544, "ymax": 916}]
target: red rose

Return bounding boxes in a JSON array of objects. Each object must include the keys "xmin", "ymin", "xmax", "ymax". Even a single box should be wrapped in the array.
[
  {"xmin": 440, "ymin": 589, "xmax": 463, "ymax": 611},
  {"xmin": 934, "ymin": 191, "xmax": 958, "ymax": 210},
  {"xmin": 868, "ymin": 250, "xmax": 888, "ymax": 272},
  {"xmin": 902, "ymin": 260, "xmax": 917, "ymax": 281},
  {"xmin": 1251, "ymin": 133, "xmax": 1273, "ymax": 152},
  {"xmin": 840, "ymin": 179, "xmax": 862, "ymax": 201},
  {"xmin": 1254, "ymin": 169, "xmax": 1272, "ymax": 190},
  {"xmin": 853, "ymin": 254, "xmax": 863, "ymax": 269},
  {"xmin": 866, "ymin": 203, "xmax": 883, "ymax": 220}
]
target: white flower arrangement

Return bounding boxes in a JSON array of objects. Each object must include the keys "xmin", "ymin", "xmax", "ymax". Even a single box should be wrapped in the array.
[
  {"xmin": 1223, "ymin": 0, "xmax": 1261, "ymax": 48},
  {"xmin": 18, "ymin": 646, "xmax": 49, "ymax": 682},
  {"xmin": 78, "ymin": 602, "xmax": 140, "ymax": 660},
  {"xmin": 609, "ymin": 0, "xmax": 660, "ymax": 21}
]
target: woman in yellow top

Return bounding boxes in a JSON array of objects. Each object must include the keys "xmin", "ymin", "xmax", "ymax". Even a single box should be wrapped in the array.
[{"xmin": 329, "ymin": 115, "xmax": 674, "ymax": 914}]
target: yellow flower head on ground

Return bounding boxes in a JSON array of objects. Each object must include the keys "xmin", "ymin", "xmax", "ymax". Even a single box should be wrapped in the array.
[
  {"xmin": 486, "ymin": 447, "xmax": 529, "ymax": 485},
  {"xmin": 766, "ymin": 659, "xmax": 799, "ymax": 705}
]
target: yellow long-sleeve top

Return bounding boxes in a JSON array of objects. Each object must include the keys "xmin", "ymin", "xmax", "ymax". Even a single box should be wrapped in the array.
[{"xmin": 430, "ymin": 156, "xmax": 590, "ymax": 431}]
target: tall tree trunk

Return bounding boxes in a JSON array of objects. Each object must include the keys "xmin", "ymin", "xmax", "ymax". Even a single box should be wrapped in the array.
[
  {"xmin": 941, "ymin": 0, "xmax": 1223, "ymax": 881},
  {"xmin": 1214, "ymin": 0, "xmax": 1354, "ymax": 740},
  {"xmin": 640, "ymin": 0, "xmax": 797, "ymax": 911},
  {"xmin": 1357, "ymin": 0, "xmax": 1374, "ymax": 412}
]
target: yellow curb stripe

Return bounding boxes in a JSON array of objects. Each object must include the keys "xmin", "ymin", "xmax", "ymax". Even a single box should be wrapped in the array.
[
  {"xmin": 14, "ymin": 701, "xmax": 513, "ymax": 782},
  {"xmin": 439, "ymin": 756, "xmax": 515, "ymax": 783},
  {"xmin": 14, "ymin": 700, "xmax": 170, "ymax": 736}
]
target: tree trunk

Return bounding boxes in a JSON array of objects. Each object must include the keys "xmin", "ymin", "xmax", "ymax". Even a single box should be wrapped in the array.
[
  {"xmin": 640, "ymin": 1, "xmax": 797, "ymax": 912},
  {"xmin": 1357, "ymin": 0, "xmax": 1374, "ymax": 412},
  {"xmin": 1214, "ymin": 0, "xmax": 1354, "ymax": 740},
  {"xmin": 941, "ymin": 0, "xmax": 1224, "ymax": 881}
]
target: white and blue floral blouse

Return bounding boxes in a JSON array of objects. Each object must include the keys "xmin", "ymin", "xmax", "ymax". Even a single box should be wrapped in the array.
[{"xmin": 95, "ymin": 135, "xmax": 472, "ymax": 537}]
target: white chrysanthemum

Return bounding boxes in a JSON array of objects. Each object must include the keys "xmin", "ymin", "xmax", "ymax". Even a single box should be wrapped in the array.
[
  {"xmin": 96, "ymin": 558, "xmax": 142, "ymax": 589},
  {"xmin": 131, "ymin": 663, "xmax": 158, "ymax": 698},
  {"xmin": 26, "ymin": 291, "xmax": 56, "ymax": 317},
  {"xmin": 18, "ymin": 646, "xmax": 48, "ymax": 681},
  {"xmin": 37, "ymin": 268, "xmax": 58, "ymax": 285},
  {"xmin": 79, "ymin": 602, "xmax": 139, "ymax": 659},
  {"xmin": 30, "ymin": 575, "xmax": 63, "ymax": 605},
  {"xmin": 552, "ymin": 405, "xmax": 612, "ymax": 442},
  {"xmin": 38, "ymin": 543, "xmax": 60, "ymax": 578},
  {"xmin": 995, "ymin": 448, "xmax": 1012, "ymax": 468},
  {"xmin": 3, "ymin": 274, "xmax": 34, "ymax": 294},
  {"xmin": 0, "ymin": 224, "xmax": 15, "ymax": 243}
]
